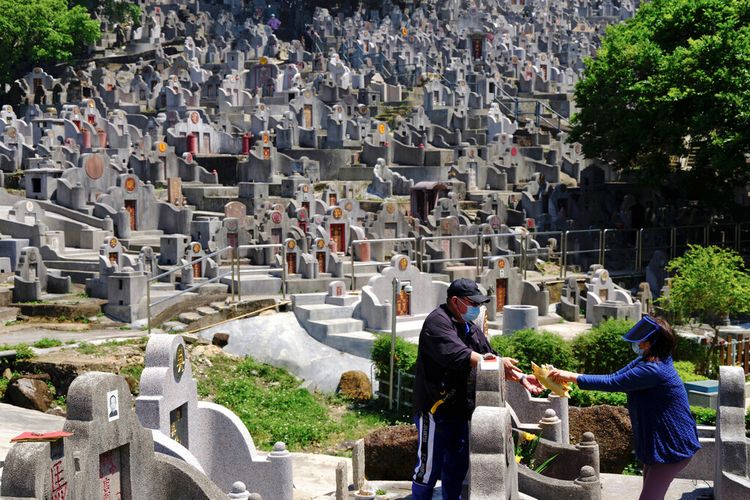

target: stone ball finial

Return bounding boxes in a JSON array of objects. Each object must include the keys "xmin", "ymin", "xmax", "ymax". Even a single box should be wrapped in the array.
[
  {"xmin": 544, "ymin": 408, "xmax": 557, "ymax": 418},
  {"xmin": 577, "ymin": 465, "xmax": 598, "ymax": 482},
  {"xmin": 272, "ymin": 441, "xmax": 287, "ymax": 452},
  {"xmin": 248, "ymin": 494, "xmax": 262, "ymax": 500},
  {"xmin": 581, "ymin": 431, "xmax": 596, "ymax": 443},
  {"xmin": 228, "ymin": 481, "xmax": 250, "ymax": 500}
]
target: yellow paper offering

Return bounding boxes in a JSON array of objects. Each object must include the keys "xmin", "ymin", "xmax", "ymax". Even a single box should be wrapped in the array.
[{"xmin": 531, "ymin": 362, "xmax": 571, "ymax": 398}]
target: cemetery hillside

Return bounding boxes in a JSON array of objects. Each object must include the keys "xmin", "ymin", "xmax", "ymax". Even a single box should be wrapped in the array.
[{"xmin": 0, "ymin": 1, "xmax": 749, "ymax": 499}]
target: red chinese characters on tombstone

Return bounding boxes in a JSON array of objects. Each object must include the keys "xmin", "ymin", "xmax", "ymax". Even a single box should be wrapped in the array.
[{"xmin": 50, "ymin": 460, "xmax": 68, "ymax": 500}]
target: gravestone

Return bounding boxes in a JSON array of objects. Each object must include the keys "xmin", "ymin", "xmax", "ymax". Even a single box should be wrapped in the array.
[
  {"xmin": 0, "ymin": 372, "xmax": 226, "ymax": 499},
  {"xmin": 136, "ymin": 335, "xmax": 293, "ymax": 498}
]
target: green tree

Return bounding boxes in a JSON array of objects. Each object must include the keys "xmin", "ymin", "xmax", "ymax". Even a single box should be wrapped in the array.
[
  {"xmin": 0, "ymin": 0, "xmax": 100, "ymax": 87},
  {"xmin": 72, "ymin": 0, "xmax": 141, "ymax": 28},
  {"xmin": 570, "ymin": 0, "xmax": 750, "ymax": 207},
  {"xmin": 659, "ymin": 245, "xmax": 750, "ymax": 375}
]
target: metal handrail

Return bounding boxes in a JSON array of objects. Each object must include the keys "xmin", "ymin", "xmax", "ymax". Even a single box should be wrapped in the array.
[
  {"xmin": 146, "ymin": 246, "xmax": 234, "ymax": 334},
  {"xmin": 150, "ymin": 271, "xmax": 234, "ymax": 308}
]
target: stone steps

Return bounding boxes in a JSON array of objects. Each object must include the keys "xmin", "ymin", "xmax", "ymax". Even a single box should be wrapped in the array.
[
  {"xmin": 306, "ymin": 317, "xmax": 365, "ymax": 337},
  {"xmin": 295, "ymin": 303, "xmax": 358, "ymax": 322},
  {"xmin": 323, "ymin": 331, "xmax": 376, "ymax": 358}
]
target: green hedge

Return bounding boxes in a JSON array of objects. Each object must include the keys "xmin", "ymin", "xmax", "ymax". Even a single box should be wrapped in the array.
[
  {"xmin": 571, "ymin": 319, "xmax": 635, "ymax": 374},
  {"xmin": 568, "ymin": 386, "xmax": 627, "ymax": 407},
  {"xmin": 490, "ymin": 328, "xmax": 575, "ymax": 373},
  {"xmin": 371, "ymin": 334, "xmax": 418, "ymax": 376}
]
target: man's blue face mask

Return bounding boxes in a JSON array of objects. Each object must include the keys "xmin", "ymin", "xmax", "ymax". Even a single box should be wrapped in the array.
[
  {"xmin": 463, "ymin": 305, "xmax": 480, "ymax": 322},
  {"xmin": 457, "ymin": 297, "xmax": 480, "ymax": 322}
]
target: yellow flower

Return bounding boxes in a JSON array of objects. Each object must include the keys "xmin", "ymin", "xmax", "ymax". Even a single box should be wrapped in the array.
[
  {"xmin": 515, "ymin": 455, "xmax": 522, "ymax": 463},
  {"xmin": 522, "ymin": 432, "xmax": 537, "ymax": 442}
]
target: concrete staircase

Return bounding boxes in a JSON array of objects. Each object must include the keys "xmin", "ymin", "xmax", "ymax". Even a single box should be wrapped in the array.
[{"xmin": 293, "ymin": 293, "xmax": 375, "ymax": 358}]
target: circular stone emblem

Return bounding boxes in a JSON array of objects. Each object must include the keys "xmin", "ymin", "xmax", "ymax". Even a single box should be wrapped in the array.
[
  {"xmin": 386, "ymin": 203, "xmax": 395, "ymax": 214},
  {"xmin": 109, "ymin": 237, "xmax": 118, "ymax": 248},
  {"xmin": 190, "ymin": 111, "xmax": 200, "ymax": 124},
  {"xmin": 259, "ymin": 56, "xmax": 268, "ymax": 65},
  {"xmin": 378, "ymin": 123, "xmax": 386, "ymax": 134},
  {"xmin": 398, "ymin": 257, "xmax": 409, "ymax": 271},
  {"xmin": 287, "ymin": 240, "xmax": 296, "ymax": 250},
  {"xmin": 158, "ymin": 142, "xmax": 167, "ymax": 153},
  {"xmin": 498, "ymin": 259, "xmax": 506, "ymax": 269},
  {"xmin": 124, "ymin": 177, "xmax": 137, "ymax": 192},
  {"xmin": 302, "ymin": 184, "xmax": 309, "ymax": 193},
  {"xmin": 173, "ymin": 344, "xmax": 186, "ymax": 383},
  {"xmin": 345, "ymin": 201, "xmax": 353, "ymax": 212},
  {"xmin": 271, "ymin": 211, "xmax": 282, "ymax": 224},
  {"xmin": 332, "ymin": 207, "xmax": 343, "ymax": 219},
  {"xmin": 192, "ymin": 243, "xmax": 201, "ymax": 253},
  {"xmin": 316, "ymin": 239, "xmax": 325, "ymax": 249},
  {"xmin": 25, "ymin": 201, "xmax": 33, "ymax": 212},
  {"xmin": 84, "ymin": 154, "xmax": 104, "ymax": 180}
]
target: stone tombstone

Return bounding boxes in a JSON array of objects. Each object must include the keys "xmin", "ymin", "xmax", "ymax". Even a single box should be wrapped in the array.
[
  {"xmin": 358, "ymin": 254, "xmax": 449, "ymax": 331},
  {"xmin": 224, "ymin": 201, "xmax": 247, "ymax": 220},
  {"xmin": 136, "ymin": 335, "xmax": 293, "ymax": 499},
  {"xmin": 470, "ymin": 357, "xmax": 518, "ymax": 498},
  {"xmin": 13, "ymin": 246, "xmax": 48, "ymax": 302},
  {"xmin": 0, "ymin": 372, "xmax": 226, "ymax": 499},
  {"xmin": 167, "ymin": 177, "xmax": 184, "ymax": 207}
]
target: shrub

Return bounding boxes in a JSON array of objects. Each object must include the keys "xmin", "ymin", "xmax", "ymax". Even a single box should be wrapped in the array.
[
  {"xmin": 32, "ymin": 338, "xmax": 63, "ymax": 349},
  {"xmin": 13, "ymin": 344, "xmax": 34, "ymax": 360},
  {"xmin": 371, "ymin": 335, "xmax": 419, "ymax": 376},
  {"xmin": 572, "ymin": 319, "xmax": 635, "ymax": 374},
  {"xmin": 690, "ymin": 406, "xmax": 716, "ymax": 426},
  {"xmin": 569, "ymin": 386, "xmax": 627, "ymax": 407},
  {"xmin": 489, "ymin": 329, "xmax": 575, "ymax": 373},
  {"xmin": 673, "ymin": 361, "xmax": 708, "ymax": 382},
  {"xmin": 673, "ymin": 334, "xmax": 709, "ymax": 365}
]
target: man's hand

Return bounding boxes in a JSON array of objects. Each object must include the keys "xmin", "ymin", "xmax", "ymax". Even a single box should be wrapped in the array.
[
  {"xmin": 521, "ymin": 375, "xmax": 544, "ymax": 395},
  {"xmin": 502, "ymin": 357, "xmax": 521, "ymax": 381}
]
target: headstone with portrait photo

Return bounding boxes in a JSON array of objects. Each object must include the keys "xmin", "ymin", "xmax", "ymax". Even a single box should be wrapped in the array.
[{"xmin": 0, "ymin": 372, "xmax": 226, "ymax": 499}]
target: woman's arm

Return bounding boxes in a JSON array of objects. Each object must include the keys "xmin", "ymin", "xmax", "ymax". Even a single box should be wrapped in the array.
[{"xmin": 550, "ymin": 361, "xmax": 661, "ymax": 392}]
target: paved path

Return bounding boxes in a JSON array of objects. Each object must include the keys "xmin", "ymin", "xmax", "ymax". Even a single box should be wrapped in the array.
[{"xmin": 0, "ymin": 323, "xmax": 146, "ymax": 346}]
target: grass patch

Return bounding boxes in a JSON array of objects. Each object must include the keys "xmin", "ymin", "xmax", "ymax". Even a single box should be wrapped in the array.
[
  {"xmin": 32, "ymin": 338, "xmax": 63, "ymax": 349},
  {"xmin": 76, "ymin": 338, "xmax": 147, "ymax": 356},
  {"xmin": 0, "ymin": 344, "xmax": 34, "ymax": 359},
  {"xmin": 0, "ymin": 377, "xmax": 8, "ymax": 399},
  {"xmin": 196, "ymin": 355, "xmax": 394, "ymax": 452}
]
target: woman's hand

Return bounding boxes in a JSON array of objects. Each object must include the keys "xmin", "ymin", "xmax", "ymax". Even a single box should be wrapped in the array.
[{"xmin": 549, "ymin": 368, "xmax": 579, "ymax": 384}]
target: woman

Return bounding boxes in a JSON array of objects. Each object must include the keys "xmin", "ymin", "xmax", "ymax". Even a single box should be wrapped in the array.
[{"xmin": 550, "ymin": 315, "xmax": 701, "ymax": 500}]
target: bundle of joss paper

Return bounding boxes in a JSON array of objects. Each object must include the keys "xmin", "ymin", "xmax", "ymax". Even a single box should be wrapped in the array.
[{"xmin": 531, "ymin": 362, "xmax": 571, "ymax": 398}]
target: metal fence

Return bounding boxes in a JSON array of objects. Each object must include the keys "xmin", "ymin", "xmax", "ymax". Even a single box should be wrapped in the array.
[
  {"xmin": 346, "ymin": 223, "xmax": 750, "ymax": 287},
  {"xmin": 720, "ymin": 336, "xmax": 750, "ymax": 375},
  {"xmin": 375, "ymin": 370, "xmax": 415, "ymax": 415}
]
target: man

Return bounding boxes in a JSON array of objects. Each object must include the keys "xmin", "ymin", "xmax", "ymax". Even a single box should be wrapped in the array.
[{"xmin": 411, "ymin": 278, "xmax": 543, "ymax": 499}]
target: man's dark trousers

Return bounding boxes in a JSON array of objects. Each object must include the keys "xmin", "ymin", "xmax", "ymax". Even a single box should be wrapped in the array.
[{"xmin": 411, "ymin": 411, "xmax": 469, "ymax": 500}]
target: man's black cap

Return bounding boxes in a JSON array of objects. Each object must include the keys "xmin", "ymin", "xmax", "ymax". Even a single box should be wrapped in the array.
[{"xmin": 447, "ymin": 278, "xmax": 491, "ymax": 304}]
